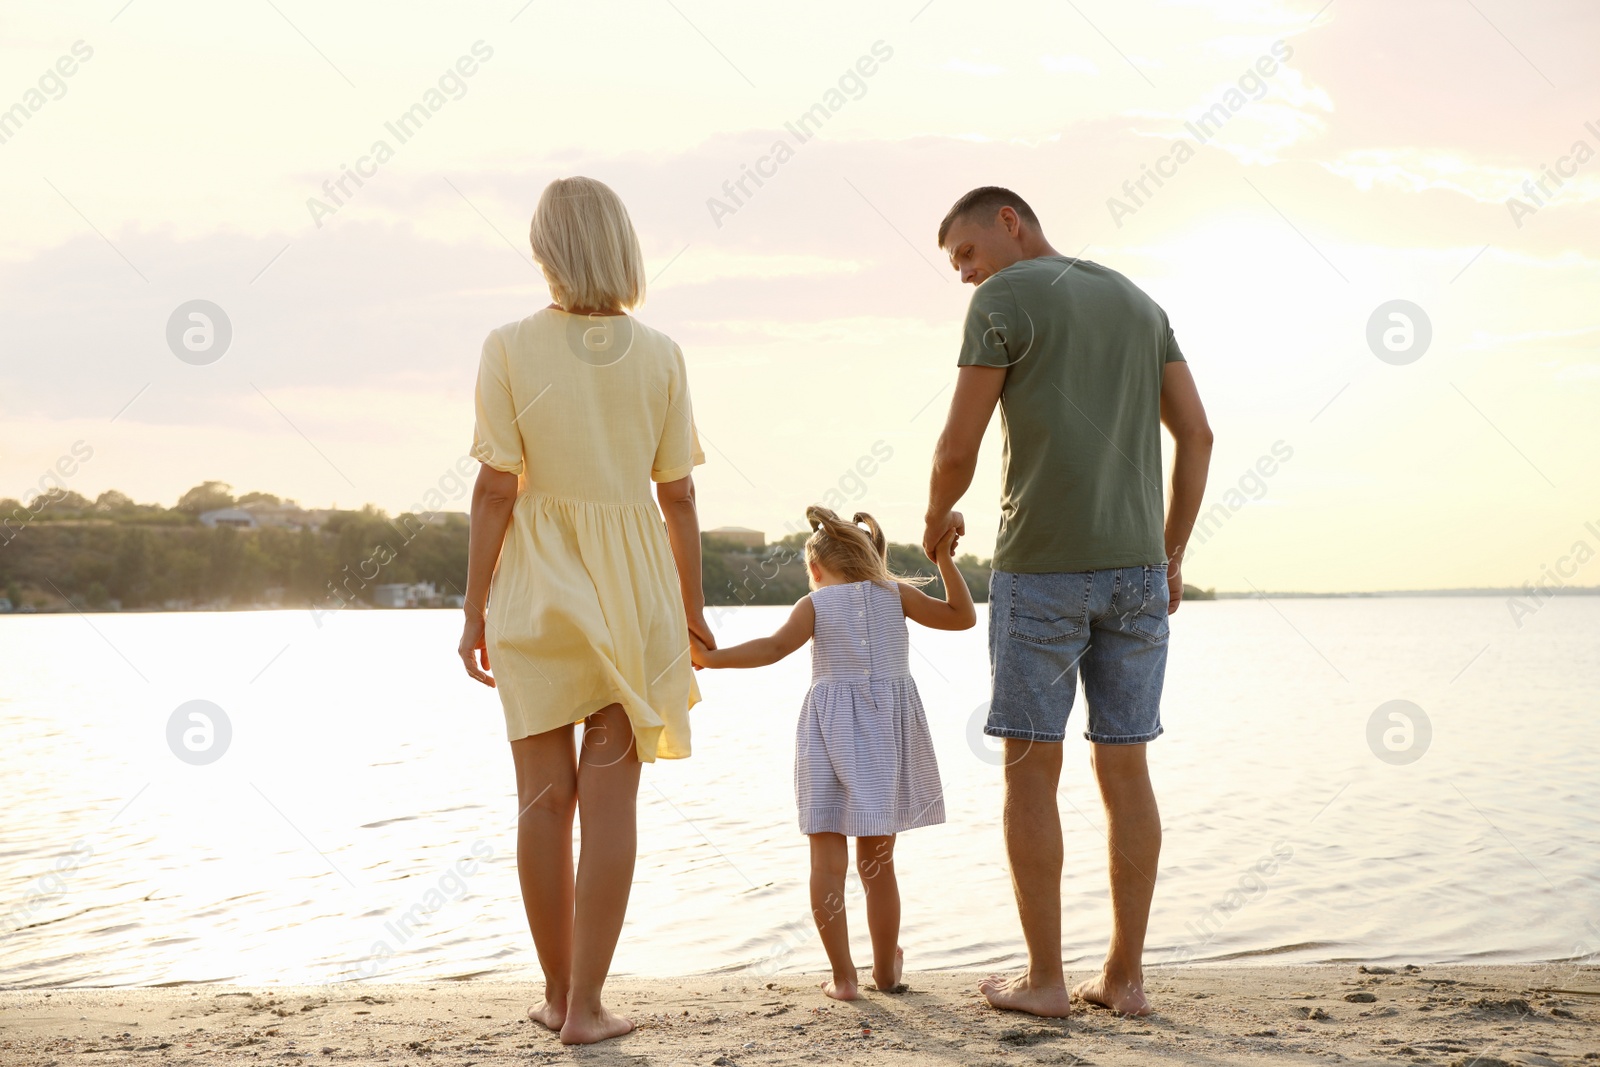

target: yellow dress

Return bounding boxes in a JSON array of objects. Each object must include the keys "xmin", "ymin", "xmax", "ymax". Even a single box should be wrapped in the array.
[{"xmin": 470, "ymin": 308, "xmax": 706, "ymax": 761}]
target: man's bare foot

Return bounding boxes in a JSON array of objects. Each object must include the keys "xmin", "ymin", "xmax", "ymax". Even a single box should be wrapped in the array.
[
  {"xmin": 1072, "ymin": 970, "xmax": 1151, "ymax": 1016},
  {"xmin": 872, "ymin": 946, "xmax": 907, "ymax": 993},
  {"xmin": 978, "ymin": 971, "xmax": 1072, "ymax": 1018},
  {"xmin": 821, "ymin": 976, "xmax": 859, "ymax": 1001},
  {"xmin": 558, "ymin": 1004, "xmax": 634, "ymax": 1045},
  {"xmin": 526, "ymin": 997, "xmax": 565, "ymax": 1031}
]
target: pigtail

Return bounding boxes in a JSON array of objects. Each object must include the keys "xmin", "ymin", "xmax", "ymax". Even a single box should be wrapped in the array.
[
  {"xmin": 852, "ymin": 511, "xmax": 887, "ymax": 561},
  {"xmin": 801, "ymin": 504, "xmax": 932, "ymax": 589},
  {"xmin": 805, "ymin": 504, "xmax": 839, "ymax": 534}
]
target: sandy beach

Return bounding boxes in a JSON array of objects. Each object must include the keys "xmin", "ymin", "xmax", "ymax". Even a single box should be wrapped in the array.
[{"xmin": 2, "ymin": 965, "xmax": 1595, "ymax": 1066}]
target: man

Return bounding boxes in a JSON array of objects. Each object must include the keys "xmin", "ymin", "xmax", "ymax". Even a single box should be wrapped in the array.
[{"xmin": 922, "ymin": 186, "xmax": 1212, "ymax": 1017}]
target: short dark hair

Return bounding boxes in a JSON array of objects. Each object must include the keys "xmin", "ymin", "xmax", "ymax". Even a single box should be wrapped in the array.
[{"xmin": 937, "ymin": 186, "xmax": 1040, "ymax": 248}]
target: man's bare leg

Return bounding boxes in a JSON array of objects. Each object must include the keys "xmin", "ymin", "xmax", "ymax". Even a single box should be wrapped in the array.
[
  {"xmin": 979, "ymin": 738, "xmax": 1072, "ymax": 1017},
  {"xmin": 1073, "ymin": 742, "xmax": 1160, "ymax": 1016}
]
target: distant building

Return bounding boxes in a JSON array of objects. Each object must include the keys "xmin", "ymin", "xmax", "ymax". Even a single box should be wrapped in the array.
[
  {"xmin": 240, "ymin": 500, "xmax": 320, "ymax": 530},
  {"xmin": 706, "ymin": 526, "xmax": 764, "ymax": 551},
  {"xmin": 0, "ymin": 597, "xmax": 12, "ymax": 613},
  {"xmin": 373, "ymin": 582, "xmax": 440, "ymax": 608},
  {"xmin": 198, "ymin": 508, "xmax": 258, "ymax": 529}
]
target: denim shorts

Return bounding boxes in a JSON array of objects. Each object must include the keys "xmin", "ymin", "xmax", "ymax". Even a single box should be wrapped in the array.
[{"xmin": 985, "ymin": 565, "xmax": 1169, "ymax": 745}]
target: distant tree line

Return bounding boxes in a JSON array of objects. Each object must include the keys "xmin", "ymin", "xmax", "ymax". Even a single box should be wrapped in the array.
[
  {"xmin": 0, "ymin": 483, "xmax": 466, "ymax": 612},
  {"xmin": 702, "ymin": 529, "xmax": 992, "ymax": 607},
  {"xmin": 0, "ymin": 483, "xmax": 994, "ymax": 612}
]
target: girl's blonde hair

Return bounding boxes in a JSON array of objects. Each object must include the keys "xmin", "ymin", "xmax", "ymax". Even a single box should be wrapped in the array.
[
  {"xmin": 529, "ymin": 176, "xmax": 646, "ymax": 312},
  {"xmin": 804, "ymin": 505, "xmax": 934, "ymax": 591}
]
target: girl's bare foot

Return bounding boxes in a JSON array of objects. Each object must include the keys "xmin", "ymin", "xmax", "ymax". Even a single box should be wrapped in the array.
[
  {"xmin": 526, "ymin": 997, "xmax": 566, "ymax": 1031},
  {"xmin": 558, "ymin": 1004, "xmax": 634, "ymax": 1045},
  {"xmin": 872, "ymin": 946, "xmax": 906, "ymax": 993},
  {"xmin": 978, "ymin": 971, "xmax": 1072, "ymax": 1018},
  {"xmin": 1072, "ymin": 970, "xmax": 1151, "ymax": 1016},
  {"xmin": 820, "ymin": 976, "xmax": 859, "ymax": 1001}
]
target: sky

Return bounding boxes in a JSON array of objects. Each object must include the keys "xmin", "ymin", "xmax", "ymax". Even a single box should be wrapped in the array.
[{"xmin": 1, "ymin": 0, "xmax": 1596, "ymax": 593}]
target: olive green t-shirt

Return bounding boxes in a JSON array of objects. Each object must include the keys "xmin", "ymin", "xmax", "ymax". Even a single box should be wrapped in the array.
[{"xmin": 956, "ymin": 255, "xmax": 1185, "ymax": 573}]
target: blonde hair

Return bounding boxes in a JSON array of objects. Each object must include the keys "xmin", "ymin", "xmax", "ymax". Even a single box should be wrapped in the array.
[
  {"xmin": 529, "ymin": 176, "xmax": 646, "ymax": 312},
  {"xmin": 804, "ymin": 505, "xmax": 934, "ymax": 591}
]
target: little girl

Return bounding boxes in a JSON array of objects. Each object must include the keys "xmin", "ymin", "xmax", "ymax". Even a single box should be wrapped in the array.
[{"xmin": 689, "ymin": 505, "xmax": 976, "ymax": 999}]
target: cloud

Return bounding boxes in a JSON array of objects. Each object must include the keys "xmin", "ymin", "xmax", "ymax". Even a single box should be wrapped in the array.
[
  {"xmin": 1321, "ymin": 146, "xmax": 1600, "ymax": 207},
  {"xmin": 941, "ymin": 58, "xmax": 1005, "ymax": 77},
  {"xmin": 1039, "ymin": 54, "xmax": 1098, "ymax": 75},
  {"xmin": 7, "ymin": 100, "xmax": 1600, "ymax": 439}
]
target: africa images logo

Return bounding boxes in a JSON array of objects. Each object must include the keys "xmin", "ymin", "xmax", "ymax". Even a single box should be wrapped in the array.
[{"xmin": 705, "ymin": 41, "xmax": 894, "ymax": 228}]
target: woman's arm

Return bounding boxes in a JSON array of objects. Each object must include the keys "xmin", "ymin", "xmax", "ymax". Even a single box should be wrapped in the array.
[
  {"xmin": 458, "ymin": 463, "xmax": 519, "ymax": 686},
  {"xmin": 690, "ymin": 596, "xmax": 815, "ymax": 669},
  {"xmin": 899, "ymin": 529, "xmax": 978, "ymax": 631},
  {"xmin": 656, "ymin": 473, "xmax": 714, "ymax": 655}
]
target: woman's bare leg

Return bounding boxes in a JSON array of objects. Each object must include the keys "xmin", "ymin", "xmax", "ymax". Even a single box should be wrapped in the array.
[
  {"xmin": 560, "ymin": 702, "xmax": 641, "ymax": 1045},
  {"xmin": 809, "ymin": 832, "xmax": 857, "ymax": 1000},
  {"xmin": 510, "ymin": 725, "xmax": 578, "ymax": 1030},
  {"xmin": 856, "ymin": 834, "xmax": 904, "ymax": 992}
]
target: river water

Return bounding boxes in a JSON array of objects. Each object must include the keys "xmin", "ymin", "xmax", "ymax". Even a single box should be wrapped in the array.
[{"xmin": 2, "ymin": 595, "xmax": 1595, "ymax": 986}]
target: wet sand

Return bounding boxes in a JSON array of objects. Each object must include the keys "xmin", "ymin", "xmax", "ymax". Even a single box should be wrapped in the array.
[{"xmin": 2, "ymin": 964, "xmax": 1596, "ymax": 1066}]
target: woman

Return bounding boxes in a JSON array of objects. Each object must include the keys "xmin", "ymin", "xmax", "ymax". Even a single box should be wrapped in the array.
[{"xmin": 457, "ymin": 176, "xmax": 713, "ymax": 1045}]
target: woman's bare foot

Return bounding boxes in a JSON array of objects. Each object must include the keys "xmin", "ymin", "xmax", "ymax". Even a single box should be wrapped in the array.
[
  {"xmin": 558, "ymin": 1004, "xmax": 634, "ymax": 1045},
  {"xmin": 872, "ymin": 946, "xmax": 906, "ymax": 993},
  {"xmin": 978, "ymin": 971, "xmax": 1072, "ymax": 1018},
  {"xmin": 526, "ymin": 997, "xmax": 566, "ymax": 1031},
  {"xmin": 820, "ymin": 976, "xmax": 859, "ymax": 1001},
  {"xmin": 1072, "ymin": 970, "xmax": 1151, "ymax": 1016}
]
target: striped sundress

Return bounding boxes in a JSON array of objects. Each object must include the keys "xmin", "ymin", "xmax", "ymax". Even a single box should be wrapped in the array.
[{"xmin": 794, "ymin": 579, "xmax": 946, "ymax": 837}]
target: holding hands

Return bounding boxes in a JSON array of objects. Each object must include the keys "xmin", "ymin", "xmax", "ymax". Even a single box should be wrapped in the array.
[
  {"xmin": 921, "ymin": 510, "xmax": 963, "ymax": 562},
  {"xmin": 686, "ymin": 607, "xmax": 715, "ymax": 670},
  {"xmin": 688, "ymin": 629, "xmax": 713, "ymax": 669},
  {"xmin": 689, "ymin": 511, "xmax": 974, "ymax": 675}
]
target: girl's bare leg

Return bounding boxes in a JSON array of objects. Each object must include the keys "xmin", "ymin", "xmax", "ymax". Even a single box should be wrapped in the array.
[
  {"xmin": 809, "ymin": 833, "xmax": 857, "ymax": 1000},
  {"xmin": 510, "ymin": 725, "xmax": 578, "ymax": 1030},
  {"xmin": 856, "ymin": 834, "xmax": 905, "ymax": 992},
  {"xmin": 560, "ymin": 703, "xmax": 641, "ymax": 1045}
]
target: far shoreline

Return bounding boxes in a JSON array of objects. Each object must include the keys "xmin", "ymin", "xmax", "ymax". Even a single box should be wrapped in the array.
[{"xmin": 3, "ymin": 587, "xmax": 1597, "ymax": 615}]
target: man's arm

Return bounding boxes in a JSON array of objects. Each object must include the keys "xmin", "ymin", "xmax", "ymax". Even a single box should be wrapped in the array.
[
  {"xmin": 923, "ymin": 364, "xmax": 1007, "ymax": 560},
  {"xmin": 1159, "ymin": 361, "xmax": 1214, "ymax": 613}
]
